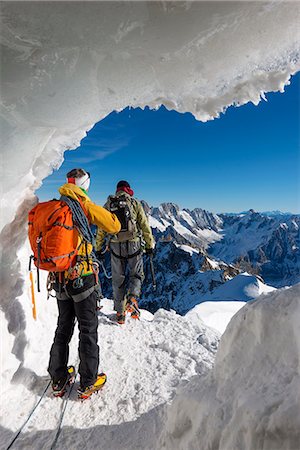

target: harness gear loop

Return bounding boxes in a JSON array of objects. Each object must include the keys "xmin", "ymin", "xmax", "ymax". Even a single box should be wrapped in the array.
[
  {"xmin": 73, "ymin": 277, "xmax": 84, "ymax": 289},
  {"xmin": 47, "ymin": 272, "xmax": 56, "ymax": 300}
]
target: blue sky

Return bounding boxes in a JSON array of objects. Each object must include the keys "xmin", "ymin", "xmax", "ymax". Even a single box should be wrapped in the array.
[{"xmin": 37, "ymin": 72, "xmax": 300, "ymax": 213}]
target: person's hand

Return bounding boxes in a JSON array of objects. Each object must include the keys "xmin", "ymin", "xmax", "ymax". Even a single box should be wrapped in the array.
[
  {"xmin": 145, "ymin": 248, "xmax": 154, "ymax": 256},
  {"xmin": 95, "ymin": 251, "xmax": 105, "ymax": 261}
]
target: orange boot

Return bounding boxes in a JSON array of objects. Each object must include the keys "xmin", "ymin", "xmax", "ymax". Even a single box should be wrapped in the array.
[
  {"xmin": 116, "ymin": 311, "xmax": 126, "ymax": 324},
  {"xmin": 126, "ymin": 296, "xmax": 140, "ymax": 320}
]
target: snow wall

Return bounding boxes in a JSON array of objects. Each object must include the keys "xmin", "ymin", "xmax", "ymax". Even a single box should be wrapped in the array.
[
  {"xmin": 158, "ymin": 285, "xmax": 300, "ymax": 450},
  {"xmin": 0, "ymin": 2, "xmax": 300, "ymax": 447}
]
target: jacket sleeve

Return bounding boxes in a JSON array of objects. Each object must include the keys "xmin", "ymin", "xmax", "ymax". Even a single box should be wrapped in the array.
[
  {"xmin": 136, "ymin": 201, "xmax": 155, "ymax": 249},
  {"xmin": 85, "ymin": 200, "xmax": 121, "ymax": 234},
  {"xmin": 95, "ymin": 227, "xmax": 107, "ymax": 251}
]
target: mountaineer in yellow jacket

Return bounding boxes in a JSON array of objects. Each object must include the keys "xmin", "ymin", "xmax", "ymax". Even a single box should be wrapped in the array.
[{"xmin": 48, "ymin": 168, "xmax": 121, "ymax": 398}]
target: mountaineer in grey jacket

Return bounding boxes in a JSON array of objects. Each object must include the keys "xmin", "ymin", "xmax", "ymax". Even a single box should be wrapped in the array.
[{"xmin": 96, "ymin": 180, "xmax": 155, "ymax": 324}]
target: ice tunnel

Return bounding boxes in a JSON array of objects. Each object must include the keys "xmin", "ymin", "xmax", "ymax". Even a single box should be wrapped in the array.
[{"xmin": 1, "ymin": 2, "xmax": 300, "ymax": 449}]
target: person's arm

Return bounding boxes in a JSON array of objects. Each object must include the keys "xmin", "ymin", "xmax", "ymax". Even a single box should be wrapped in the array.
[
  {"xmin": 85, "ymin": 200, "xmax": 121, "ymax": 234},
  {"xmin": 95, "ymin": 227, "xmax": 107, "ymax": 252},
  {"xmin": 136, "ymin": 201, "xmax": 155, "ymax": 249}
]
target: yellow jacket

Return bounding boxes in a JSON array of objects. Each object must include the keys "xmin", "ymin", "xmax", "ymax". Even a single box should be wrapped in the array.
[{"xmin": 59, "ymin": 183, "xmax": 121, "ymax": 277}]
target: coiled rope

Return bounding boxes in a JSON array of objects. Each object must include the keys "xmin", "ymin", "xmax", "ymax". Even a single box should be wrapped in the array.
[{"xmin": 60, "ymin": 195, "xmax": 96, "ymax": 257}]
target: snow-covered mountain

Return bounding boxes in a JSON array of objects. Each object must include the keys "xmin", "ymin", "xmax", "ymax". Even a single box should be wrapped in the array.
[
  {"xmin": 146, "ymin": 202, "xmax": 222, "ymax": 250},
  {"xmin": 140, "ymin": 241, "xmax": 240, "ymax": 314},
  {"xmin": 146, "ymin": 203, "xmax": 300, "ymax": 290},
  {"xmin": 213, "ymin": 210, "xmax": 300, "ymax": 287}
]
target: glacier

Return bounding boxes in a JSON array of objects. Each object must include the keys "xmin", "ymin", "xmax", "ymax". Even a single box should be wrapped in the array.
[{"xmin": 1, "ymin": 2, "xmax": 300, "ymax": 449}]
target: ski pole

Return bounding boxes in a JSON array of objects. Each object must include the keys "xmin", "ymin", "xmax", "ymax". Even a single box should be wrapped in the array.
[{"xmin": 149, "ymin": 254, "xmax": 156, "ymax": 290}]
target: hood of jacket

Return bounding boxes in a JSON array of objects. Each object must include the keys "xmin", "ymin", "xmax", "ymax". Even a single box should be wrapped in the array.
[{"xmin": 59, "ymin": 183, "xmax": 91, "ymax": 203}]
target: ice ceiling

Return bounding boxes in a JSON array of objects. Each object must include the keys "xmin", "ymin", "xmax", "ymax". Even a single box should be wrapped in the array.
[{"xmin": 1, "ymin": 1, "xmax": 300, "ymax": 232}]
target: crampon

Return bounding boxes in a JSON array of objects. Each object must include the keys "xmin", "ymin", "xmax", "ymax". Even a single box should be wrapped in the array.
[
  {"xmin": 126, "ymin": 296, "xmax": 140, "ymax": 319},
  {"xmin": 78, "ymin": 373, "xmax": 107, "ymax": 400},
  {"xmin": 52, "ymin": 365, "xmax": 76, "ymax": 398}
]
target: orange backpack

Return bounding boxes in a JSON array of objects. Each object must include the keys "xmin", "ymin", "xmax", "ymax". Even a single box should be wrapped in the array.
[{"xmin": 28, "ymin": 199, "xmax": 80, "ymax": 273}]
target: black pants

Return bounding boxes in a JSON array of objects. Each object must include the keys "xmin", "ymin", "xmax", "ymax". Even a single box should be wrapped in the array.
[{"xmin": 48, "ymin": 275, "xmax": 99, "ymax": 389}]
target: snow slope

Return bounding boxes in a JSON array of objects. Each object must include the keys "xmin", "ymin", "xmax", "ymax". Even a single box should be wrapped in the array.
[
  {"xmin": 186, "ymin": 301, "xmax": 246, "ymax": 334},
  {"xmin": 171, "ymin": 271, "xmax": 275, "ymax": 313},
  {"xmin": 207, "ymin": 272, "xmax": 276, "ymax": 301}
]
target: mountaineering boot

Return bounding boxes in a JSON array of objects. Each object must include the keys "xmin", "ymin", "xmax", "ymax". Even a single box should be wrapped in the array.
[
  {"xmin": 52, "ymin": 365, "xmax": 76, "ymax": 397},
  {"xmin": 126, "ymin": 296, "xmax": 140, "ymax": 319},
  {"xmin": 78, "ymin": 373, "xmax": 107, "ymax": 400},
  {"xmin": 116, "ymin": 311, "xmax": 126, "ymax": 325}
]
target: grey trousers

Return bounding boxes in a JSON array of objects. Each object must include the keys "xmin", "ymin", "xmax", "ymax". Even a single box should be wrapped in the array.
[{"xmin": 110, "ymin": 241, "xmax": 144, "ymax": 313}]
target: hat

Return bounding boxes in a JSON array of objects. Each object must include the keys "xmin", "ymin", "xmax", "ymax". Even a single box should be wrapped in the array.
[
  {"xmin": 116, "ymin": 180, "xmax": 130, "ymax": 189},
  {"xmin": 67, "ymin": 168, "xmax": 90, "ymax": 191}
]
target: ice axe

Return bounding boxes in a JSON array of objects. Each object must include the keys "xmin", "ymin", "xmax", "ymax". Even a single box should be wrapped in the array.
[
  {"xmin": 28, "ymin": 255, "xmax": 37, "ymax": 320},
  {"xmin": 148, "ymin": 254, "xmax": 156, "ymax": 290}
]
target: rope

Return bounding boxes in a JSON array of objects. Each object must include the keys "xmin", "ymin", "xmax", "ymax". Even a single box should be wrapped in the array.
[
  {"xmin": 60, "ymin": 196, "xmax": 95, "ymax": 248},
  {"xmin": 98, "ymin": 260, "xmax": 112, "ymax": 279},
  {"xmin": 5, "ymin": 380, "xmax": 51, "ymax": 450},
  {"xmin": 60, "ymin": 196, "xmax": 98, "ymax": 266},
  {"xmin": 49, "ymin": 372, "xmax": 78, "ymax": 450}
]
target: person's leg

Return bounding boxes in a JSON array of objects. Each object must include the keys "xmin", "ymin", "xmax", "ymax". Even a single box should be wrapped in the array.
[
  {"xmin": 74, "ymin": 290, "xmax": 99, "ymax": 389},
  {"xmin": 110, "ymin": 243, "xmax": 127, "ymax": 314},
  {"xmin": 48, "ymin": 297, "xmax": 75, "ymax": 383},
  {"xmin": 127, "ymin": 241, "xmax": 144, "ymax": 300}
]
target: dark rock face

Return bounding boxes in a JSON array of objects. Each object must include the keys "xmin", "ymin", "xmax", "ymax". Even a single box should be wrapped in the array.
[
  {"xmin": 255, "ymin": 219, "xmax": 300, "ymax": 286},
  {"xmin": 140, "ymin": 241, "xmax": 230, "ymax": 314}
]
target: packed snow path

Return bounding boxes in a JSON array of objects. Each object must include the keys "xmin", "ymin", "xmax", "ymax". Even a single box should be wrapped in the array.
[{"xmin": 1, "ymin": 292, "xmax": 219, "ymax": 450}]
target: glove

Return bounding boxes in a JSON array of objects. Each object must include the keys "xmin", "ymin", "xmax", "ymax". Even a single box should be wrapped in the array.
[
  {"xmin": 95, "ymin": 251, "xmax": 105, "ymax": 261},
  {"xmin": 145, "ymin": 248, "xmax": 154, "ymax": 256}
]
